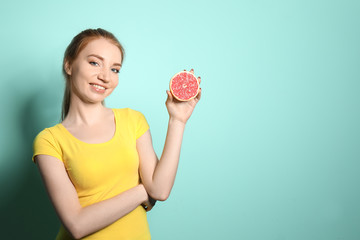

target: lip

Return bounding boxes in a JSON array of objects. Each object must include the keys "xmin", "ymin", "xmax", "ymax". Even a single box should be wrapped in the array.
[
  {"xmin": 89, "ymin": 82, "xmax": 107, "ymax": 89},
  {"xmin": 89, "ymin": 83, "xmax": 107, "ymax": 94}
]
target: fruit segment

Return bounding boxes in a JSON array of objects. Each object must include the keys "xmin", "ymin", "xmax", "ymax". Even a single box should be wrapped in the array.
[{"xmin": 169, "ymin": 71, "xmax": 199, "ymax": 101}]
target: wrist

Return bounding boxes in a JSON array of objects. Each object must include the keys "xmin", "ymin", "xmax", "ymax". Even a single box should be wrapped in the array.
[
  {"xmin": 137, "ymin": 184, "xmax": 148, "ymax": 203},
  {"xmin": 169, "ymin": 117, "xmax": 187, "ymax": 127}
]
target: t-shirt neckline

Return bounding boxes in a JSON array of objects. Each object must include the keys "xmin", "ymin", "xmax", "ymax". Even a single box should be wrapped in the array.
[{"xmin": 58, "ymin": 108, "xmax": 118, "ymax": 146}]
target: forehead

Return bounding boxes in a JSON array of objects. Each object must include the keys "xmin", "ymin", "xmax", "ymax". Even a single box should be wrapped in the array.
[{"xmin": 80, "ymin": 38, "xmax": 122, "ymax": 63}]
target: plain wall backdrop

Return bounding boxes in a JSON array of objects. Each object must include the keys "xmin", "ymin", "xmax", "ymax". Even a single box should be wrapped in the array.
[{"xmin": 1, "ymin": 0, "xmax": 359, "ymax": 239}]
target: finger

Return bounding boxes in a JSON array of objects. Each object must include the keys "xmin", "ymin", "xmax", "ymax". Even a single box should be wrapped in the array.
[
  {"xmin": 198, "ymin": 76, "xmax": 201, "ymax": 84},
  {"xmin": 196, "ymin": 88, "xmax": 202, "ymax": 101},
  {"xmin": 166, "ymin": 90, "xmax": 173, "ymax": 101},
  {"xmin": 190, "ymin": 68, "xmax": 194, "ymax": 74}
]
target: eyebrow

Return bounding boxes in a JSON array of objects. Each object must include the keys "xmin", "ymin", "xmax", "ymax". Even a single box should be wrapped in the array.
[{"xmin": 87, "ymin": 54, "xmax": 122, "ymax": 67}]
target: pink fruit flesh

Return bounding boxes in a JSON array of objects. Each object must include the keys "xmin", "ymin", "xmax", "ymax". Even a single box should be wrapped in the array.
[{"xmin": 170, "ymin": 71, "xmax": 199, "ymax": 101}]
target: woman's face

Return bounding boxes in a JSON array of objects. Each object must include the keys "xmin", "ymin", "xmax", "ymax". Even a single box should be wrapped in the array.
[{"xmin": 66, "ymin": 38, "xmax": 122, "ymax": 104}]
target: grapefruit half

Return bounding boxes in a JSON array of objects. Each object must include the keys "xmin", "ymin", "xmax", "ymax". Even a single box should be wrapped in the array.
[{"xmin": 169, "ymin": 70, "xmax": 200, "ymax": 101}]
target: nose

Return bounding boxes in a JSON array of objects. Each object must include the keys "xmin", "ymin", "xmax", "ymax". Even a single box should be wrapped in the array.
[{"xmin": 97, "ymin": 68, "xmax": 111, "ymax": 83}]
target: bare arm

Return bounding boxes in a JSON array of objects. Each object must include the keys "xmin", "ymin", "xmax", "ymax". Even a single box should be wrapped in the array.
[
  {"xmin": 137, "ymin": 69, "xmax": 201, "ymax": 201},
  {"xmin": 35, "ymin": 155, "xmax": 148, "ymax": 239},
  {"xmin": 137, "ymin": 119, "xmax": 185, "ymax": 201}
]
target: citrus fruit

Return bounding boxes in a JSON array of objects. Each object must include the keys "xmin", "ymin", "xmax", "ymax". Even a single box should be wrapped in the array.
[{"xmin": 169, "ymin": 70, "xmax": 200, "ymax": 101}]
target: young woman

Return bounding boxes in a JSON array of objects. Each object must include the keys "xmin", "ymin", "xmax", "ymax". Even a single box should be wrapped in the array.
[{"xmin": 32, "ymin": 28, "xmax": 201, "ymax": 239}]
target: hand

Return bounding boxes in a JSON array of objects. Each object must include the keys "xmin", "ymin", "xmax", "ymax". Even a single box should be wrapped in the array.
[{"xmin": 166, "ymin": 69, "xmax": 202, "ymax": 124}]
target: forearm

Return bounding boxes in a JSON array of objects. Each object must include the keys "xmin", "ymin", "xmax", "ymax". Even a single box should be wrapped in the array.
[
  {"xmin": 139, "ymin": 86, "xmax": 200, "ymax": 201},
  {"xmin": 150, "ymin": 118, "xmax": 185, "ymax": 200},
  {"xmin": 66, "ymin": 185, "xmax": 147, "ymax": 239}
]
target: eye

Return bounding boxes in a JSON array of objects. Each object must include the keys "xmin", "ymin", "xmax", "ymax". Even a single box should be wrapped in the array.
[
  {"xmin": 89, "ymin": 61, "xmax": 99, "ymax": 66},
  {"xmin": 111, "ymin": 68, "xmax": 120, "ymax": 74}
]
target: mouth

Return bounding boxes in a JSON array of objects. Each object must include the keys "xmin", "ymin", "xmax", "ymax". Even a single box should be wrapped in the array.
[{"xmin": 90, "ymin": 83, "xmax": 106, "ymax": 90}]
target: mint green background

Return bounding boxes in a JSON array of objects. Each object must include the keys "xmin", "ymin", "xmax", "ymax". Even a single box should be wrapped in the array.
[{"xmin": 1, "ymin": 0, "xmax": 359, "ymax": 239}]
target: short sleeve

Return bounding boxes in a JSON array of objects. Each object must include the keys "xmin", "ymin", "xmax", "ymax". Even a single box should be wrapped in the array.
[
  {"xmin": 32, "ymin": 128, "xmax": 63, "ymax": 163},
  {"xmin": 134, "ymin": 110, "xmax": 150, "ymax": 139}
]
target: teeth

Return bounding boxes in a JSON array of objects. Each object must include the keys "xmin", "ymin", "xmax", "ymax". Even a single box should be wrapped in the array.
[{"xmin": 91, "ymin": 84, "xmax": 105, "ymax": 90}]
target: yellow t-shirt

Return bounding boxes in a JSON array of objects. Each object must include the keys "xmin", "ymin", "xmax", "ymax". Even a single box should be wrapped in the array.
[{"xmin": 32, "ymin": 108, "xmax": 151, "ymax": 240}]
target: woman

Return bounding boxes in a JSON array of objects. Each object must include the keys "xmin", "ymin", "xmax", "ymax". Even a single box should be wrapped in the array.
[{"xmin": 32, "ymin": 28, "xmax": 201, "ymax": 239}]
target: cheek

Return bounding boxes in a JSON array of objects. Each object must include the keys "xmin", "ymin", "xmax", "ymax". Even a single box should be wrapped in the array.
[
  {"xmin": 71, "ymin": 66, "xmax": 90, "ymax": 83},
  {"xmin": 112, "ymin": 77, "xmax": 119, "ymax": 88},
  {"xmin": 105, "ymin": 77, "xmax": 119, "ymax": 95}
]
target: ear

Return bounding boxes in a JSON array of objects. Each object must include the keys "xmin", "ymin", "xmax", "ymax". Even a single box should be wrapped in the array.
[{"xmin": 64, "ymin": 60, "xmax": 72, "ymax": 75}]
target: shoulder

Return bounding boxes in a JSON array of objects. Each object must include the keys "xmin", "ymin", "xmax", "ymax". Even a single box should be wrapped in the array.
[
  {"xmin": 34, "ymin": 125, "xmax": 62, "ymax": 142},
  {"xmin": 111, "ymin": 108, "xmax": 149, "ymax": 137},
  {"xmin": 33, "ymin": 124, "xmax": 63, "ymax": 162},
  {"xmin": 33, "ymin": 124, "xmax": 65, "ymax": 150},
  {"xmin": 112, "ymin": 108, "xmax": 146, "ymax": 119}
]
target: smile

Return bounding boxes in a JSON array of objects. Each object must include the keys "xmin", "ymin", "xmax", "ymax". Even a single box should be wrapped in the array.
[{"xmin": 90, "ymin": 83, "xmax": 106, "ymax": 90}]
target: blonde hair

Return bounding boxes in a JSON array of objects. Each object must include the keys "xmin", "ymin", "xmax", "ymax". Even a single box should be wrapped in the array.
[{"xmin": 61, "ymin": 28, "xmax": 125, "ymax": 120}]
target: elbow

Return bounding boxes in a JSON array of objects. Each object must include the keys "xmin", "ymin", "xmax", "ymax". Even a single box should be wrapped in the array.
[
  {"xmin": 66, "ymin": 221, "xmax": 86, "ymax": 240},
  {"xmin": 158, "ymin": 193, "xmax": 169, "ymax": 201},
  {"xmin": 71, "ymin": 233, "xmax": 82, "ymax": 240},
  {"xmin": 68, "ymin": 226, "xmax": 83, "ymax": 240},
  {"xmin": 152, "ymin": 191, "xmax": 170, "ymax": 201},
  {"xmin": 69, "ymin": 227, "xmax": 86, "ymax": 240},
  {"xmin": 146, "ymin": 184, "xmax": 172, "ymax": 201}
]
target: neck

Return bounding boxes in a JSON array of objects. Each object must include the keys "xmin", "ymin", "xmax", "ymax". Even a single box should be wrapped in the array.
[{"xmin": 63, "ymin": 96, "xmax": 109, "ymax": 126}]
